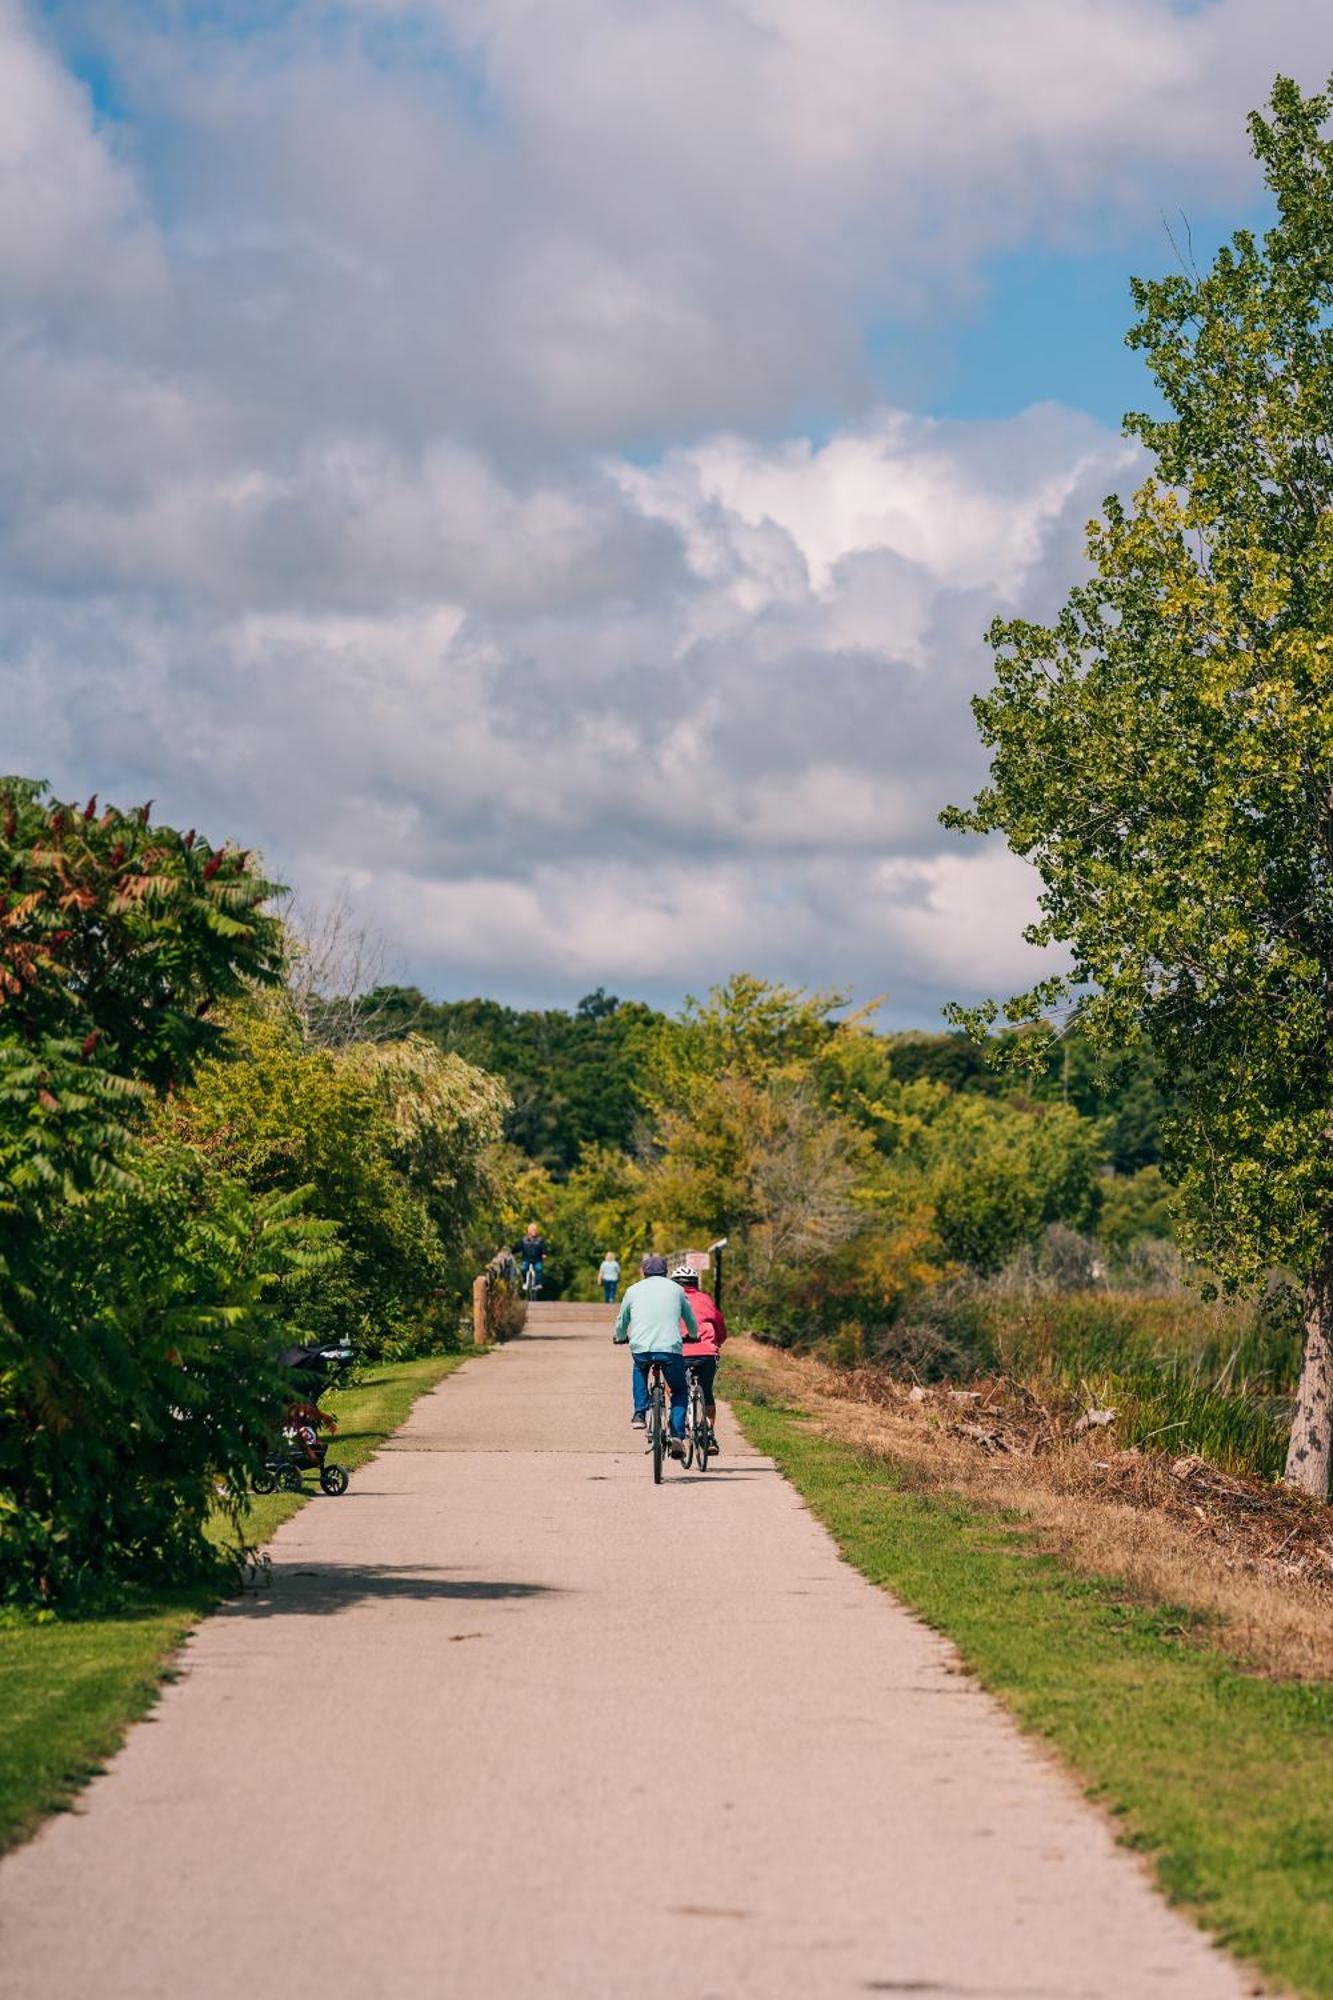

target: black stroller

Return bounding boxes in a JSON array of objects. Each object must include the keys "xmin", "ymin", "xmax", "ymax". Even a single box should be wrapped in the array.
[{"xmin": 252, "ymin": 1341, "xmax": 357, "ymax": 1497}]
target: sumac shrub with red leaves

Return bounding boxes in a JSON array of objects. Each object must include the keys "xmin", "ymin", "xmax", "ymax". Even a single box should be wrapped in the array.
[{"xmin": 0, "ymin": 777, "xmax": 302, "ymax": 1604}]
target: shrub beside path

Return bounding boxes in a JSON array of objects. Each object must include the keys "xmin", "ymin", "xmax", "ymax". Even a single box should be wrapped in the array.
[{"xmin": 0, "ymin": 1304, "xmax": 1252, "ymax": 1998}]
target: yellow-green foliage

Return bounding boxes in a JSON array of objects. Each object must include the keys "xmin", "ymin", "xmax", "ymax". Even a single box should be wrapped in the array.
[
  {"xmin": 550, "ymin": 1144, "xmax": 647, "ymax": 1299},
  {"xmin": 167, "ymin": 1009, "xmax": 509, "ymax": 1355},
  {"xmin": 632, "ymin": 976, "xmax": 1105, "ymax": 1340},
  {"xmin": 1100, "ymin": 1167, "xmax": 1175, "ymax": 1251},
  {"xmin": 340, "ymin": 1033, "xmax": 510, "ymax": 1255}
]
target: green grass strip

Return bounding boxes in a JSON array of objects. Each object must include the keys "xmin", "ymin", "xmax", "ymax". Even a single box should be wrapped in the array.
[
  {"xmin": 0, "ymin": 1351, "xmax": 472, "ymax": 1855},
  {"xmin": 728, "ymin": 1366, "xmax": 1333, "ymax": 2000}
]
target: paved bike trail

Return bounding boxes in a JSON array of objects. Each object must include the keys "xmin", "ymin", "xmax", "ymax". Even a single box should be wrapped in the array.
[{"xmin": 0, "ymin": 1305, "xmax": 1251, "ymax": 1998}]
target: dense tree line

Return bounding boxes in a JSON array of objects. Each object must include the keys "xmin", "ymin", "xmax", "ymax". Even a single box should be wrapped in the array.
[
  {"xmin": 365, "ymin": 985, "xmax": 659, "ymax": 1171},
  {"xmin": 368, "ymin": 985, "xmax": 1169, "ymax": 1215},
  {"xmin": 431, "ymin": 973, "xmax": 1172, "ymax": 1332},
  {"xmin": 876, "ymin": 1031, "xmax": 1168, "ymax": 1176}
]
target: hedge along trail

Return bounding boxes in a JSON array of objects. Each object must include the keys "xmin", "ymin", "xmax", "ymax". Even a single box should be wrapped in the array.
[
  {"xmin": 946, "ymin": 74, "xmax": 1333, "ymax": 1497},
  {"xmin": 0, "ymin": 780, "xmax": 316, "ymax": 1604},
  {"xmin": 0, "ymin": 779, "xmax": 512, "ymax": 1605}
]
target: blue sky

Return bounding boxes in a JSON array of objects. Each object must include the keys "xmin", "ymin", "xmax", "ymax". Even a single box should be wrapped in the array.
[
  {"xmin": 922, "ymin": 243, "xmax": 1162, "ymax": 425},
  {"xmin": 1, "ymin": 1, "xmax": 1327, "ymax": 1021},
  {"xmin": 931, "ymin": 207, "xmax": 1279, "ymax": 428}
]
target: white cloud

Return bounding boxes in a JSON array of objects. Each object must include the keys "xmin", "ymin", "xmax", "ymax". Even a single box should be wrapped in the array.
[
  {"xmin": 0, "ymin": 0, "xmax": 1321, "ymax": 1018},
  {"xmin": 619, "ymin": 406, "xmax": 1131, "ymax": 602},
  {"xmin": 33, "ymin": 0, "xmax": 1329, "ymax": 446},
  {"xmin": 0, "ymin": 0, "xmax": 163, "ymax": 313},
  {"xmin": 0, "ymin": 390, "xmax": 1129, "ymax": 1017}
]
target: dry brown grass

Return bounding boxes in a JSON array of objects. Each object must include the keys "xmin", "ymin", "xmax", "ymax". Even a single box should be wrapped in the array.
[{"xmin": 731, "ymin": 1336, "xmax": 1333, "ymax": 1681}]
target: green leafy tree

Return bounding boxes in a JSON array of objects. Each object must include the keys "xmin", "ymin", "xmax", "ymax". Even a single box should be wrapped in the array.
[
  {"xmin": 1017, "ymin": 1032, "xmax": 1168, "ymax": 1174},
  {"xmin": 0, "ymin": 781, "xmax": 297, "ymax": 1600},
  {"xmin": 341, "ymin": 1033, "xmax": 511, "ymax": 1280},
  {"xmin": 882, "ymin": 1029, "xmax": 1167, "ymax": 1171},
  {"xmin": 915, "ymin": 1096, "xmax": 1103, "ymax": 1276},
  {"xmin": 0, "ymin": 778, "xmax": 283, "ymax": 1207},
  {"xmin": 367, "ymin": 986, "xmax": 659, "ymax": 1172},
  {"xmin": 639, "ymin": 981, "xmax": 885, "ymax": 1333},
  {"xmin": 170, "ymin": 1012, "xmax": 499, "ymax": 1354},
  {"xmin": 0, "ymin": 777, "xmax": 283, "ymax": 1091},
  {"xmin": 945, "ymin": 76, "xmax": 1333, "ymax": 1494},
  {"xmin": 1099, "ymin": 1167, "xmax": 1176, "ymax": 1253},
  {"xmin": 645, "ymin": 972, "xmax": 845, "ymax": 1108},
  {"xmin": 0, "ymin": 1145, "xmax": 330, "ymax": 1603},
  {"xmin": 549, "ymin": 1143, "xmax": 646, "ymax": 1299}
]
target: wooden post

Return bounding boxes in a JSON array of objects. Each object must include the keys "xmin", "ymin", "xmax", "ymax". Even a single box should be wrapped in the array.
[{"xmin": 473, "ymin": 1273, "xmax": 489, "ymax": 1347}]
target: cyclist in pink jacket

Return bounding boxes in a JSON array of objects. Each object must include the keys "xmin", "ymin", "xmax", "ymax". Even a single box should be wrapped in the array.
[{"xmin": 673, "ymin": 1265, "xmax": 728, "ymax": 1454}]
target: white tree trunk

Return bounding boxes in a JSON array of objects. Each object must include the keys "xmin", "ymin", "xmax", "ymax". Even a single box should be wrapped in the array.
[{"xmin": 1284, "ymin": 1263, "xmax": 1333, "ymax": 1499}]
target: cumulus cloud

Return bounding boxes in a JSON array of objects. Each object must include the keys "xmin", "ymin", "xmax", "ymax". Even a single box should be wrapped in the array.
[
  {"xmin": 0, "ymin": 1, "xmax": 1321, "ymax": 1018},
  {"xmin": 1, "ymin": 392, "xmax": 1135, "ymax": 1016},
  {"xmin": 0, "ymin": 0, "xmax": 163, "ymax": 314}
]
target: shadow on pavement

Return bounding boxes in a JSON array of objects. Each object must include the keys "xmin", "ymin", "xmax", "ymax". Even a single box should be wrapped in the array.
[{"xmin": 235, "ymin": 1564, "xmax": 556, "ymax": 1617}]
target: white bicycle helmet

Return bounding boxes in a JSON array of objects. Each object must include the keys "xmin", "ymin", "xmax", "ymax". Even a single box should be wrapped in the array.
[{"xmin": 670, "ymin": 1263, "xmax": 700, "ymax": 1285}]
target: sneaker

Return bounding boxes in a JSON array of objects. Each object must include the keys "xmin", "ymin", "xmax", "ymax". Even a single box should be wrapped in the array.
[
  {"xmin": 708, "ymin": 1429, "xmax": 720, "ymax": 1453},
  {"xmin": 631, "ymin": 1412, "xmax": 647, "ymax": 1429},
  {"xmin": 669, "ymin": 1437, "xmax": 687, "ymax": 1460}
]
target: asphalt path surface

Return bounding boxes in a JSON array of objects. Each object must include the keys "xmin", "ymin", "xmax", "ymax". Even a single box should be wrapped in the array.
[{"xmin": 0, "ymin": 1304, "xmax": 1252, "ymax": 1998}]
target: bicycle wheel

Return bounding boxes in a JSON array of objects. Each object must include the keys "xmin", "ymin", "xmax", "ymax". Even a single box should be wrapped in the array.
[
  {"xmin": 693, "ymin": 1381, "xmax": 710, "ymax": 1472},
  {"xmin": 651, "ymin": 1381, "xmax": 664, "ymax": 1484}
]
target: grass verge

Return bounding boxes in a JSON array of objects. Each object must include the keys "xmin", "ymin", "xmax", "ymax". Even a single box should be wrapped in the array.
[
  {"xmin": 0, "ymin": 1350, "xmax": 473, "ymax": 1856},
  {"xmin": 727, "ymin": 1356, "xmax": 1333, "ymax": 2000}
]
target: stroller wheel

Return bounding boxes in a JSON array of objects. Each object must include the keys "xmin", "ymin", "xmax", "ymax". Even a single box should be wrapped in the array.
[
  {"xmin": 319, "ymin": 1464, "xmax": 349, "ymax": 1497},
  {"xmin": 280, "ymin": 1466, "xmax": 305, "ymax": 1493},
  {"xmin": 251, "ymin": 1469, "xmax": 278, "ymax": 1496}
]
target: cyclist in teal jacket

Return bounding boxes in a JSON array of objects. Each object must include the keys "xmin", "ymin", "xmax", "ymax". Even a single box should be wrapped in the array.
[{"xmin": 613, "ymin": 1254, "xmax": 697, "ymax": 1457}]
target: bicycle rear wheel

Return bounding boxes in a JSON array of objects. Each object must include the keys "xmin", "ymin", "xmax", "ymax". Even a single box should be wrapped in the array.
[
  {"xmin": 651, "ymin": 1381, "xmax": 664, "ymax": 1484},
  {"xmin": 693, "ymin": 1380, "xmax": 710, "ymax": 1472}
]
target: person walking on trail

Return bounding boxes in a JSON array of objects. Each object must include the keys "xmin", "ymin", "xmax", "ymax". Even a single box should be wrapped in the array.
[
  {"xmin": 518, "ymin": 1222, "xmax": 546, "ymax": 1290},
  {"xmin": 673, "ymin": 1264, "xmax": 727, "ymax": 1454},
  {"xmin": 597, "ymin": 1252, "xmax": 621, "ymax": 1304},
  {"xmin": 614, "ymin": 1254, "xmax": 696, "ymax": 1458}
]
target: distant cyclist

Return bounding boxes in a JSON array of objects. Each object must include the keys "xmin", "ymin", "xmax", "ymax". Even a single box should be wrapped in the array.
[
  {"xmin": 518, "ymin": 1222, "xmax": 546, "ymax": 1292},
  {"xmin": 613, "ymin": 1254, "xmax": 697, "ymax": 1458},
  {"xmin": 673, "ymin": 1264, "xmax": 728, "ymax": 1454}
]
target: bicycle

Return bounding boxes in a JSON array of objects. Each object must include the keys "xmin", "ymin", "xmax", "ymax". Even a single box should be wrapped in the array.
[
  {"xmin": 685, "ymin": 1363, "xmax": 712, "ymax": 1473},
  {"xmin": 644, "ymin": 1359, "xmax": 694, "ymax": 1484},
  {"xmin": 521, "ymin": 1260, "xmax": 542, "ymax": 1300},
  {"xmin": 643, "ymin": 1360, "xmax": 666, "ymax": 1483}
]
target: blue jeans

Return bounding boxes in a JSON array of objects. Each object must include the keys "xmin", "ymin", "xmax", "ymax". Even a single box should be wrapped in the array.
[
  {"xmin": 632, "ymin": 1352, "xmax": 687, "ymax": 1439},
  {"xmin": 602, "ymin": 1279, "xmax": 618, "ymax": 1303}
]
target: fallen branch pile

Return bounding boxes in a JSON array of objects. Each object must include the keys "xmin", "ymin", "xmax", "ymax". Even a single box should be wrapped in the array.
[{"xmin": 829, "ymin": 1364, "xmax": 1333, "ymax": 1591}]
